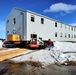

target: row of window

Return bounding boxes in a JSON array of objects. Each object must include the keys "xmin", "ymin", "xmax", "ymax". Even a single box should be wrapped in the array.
[
  {"xmin": 7, "ymin": 15, "xmax": 44, "ymax": 24},
  {"xmin": 31, "ymin": 15, "xmax": 76, "ymax": 31},
  {"xmin": 31, "ymin": 15, "xmax": 44, "ymax": 24},
  {"xmin": 7, "ymin": 18, "xmax": 16, "ymax": 24},
  {"xmin": 55, "ymin": 22, "xmax": 76, "ymax": 31},
  {"xmin": 55, "ymin": 32, "xmax": 76, "ymax": 38},
  {"xmin": 7, "ymin": 16, "xmax": 76, "ymax": 32}
]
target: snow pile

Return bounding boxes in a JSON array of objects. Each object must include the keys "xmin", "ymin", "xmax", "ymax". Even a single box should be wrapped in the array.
[
  {"xmin": 10, "ymin": 50, "xmax": 56, "ymax": 65},
  {"xmin": 0, "ymin": 40, "xmax": 3, "ymax": 48},
  {"xmin": 54, "ymin": 41, "xmax": 76, "ymax": 52},
  {"xmin": 8, "ymin": 41, "xmax": 76, "ymax": 66},
  {"xmin": 50, "ymin": 41, "xmax": 76, "ymax": 64},
  {"xmin": 50, "ymin": 49, "xmax": 76, "ymax": 64}
]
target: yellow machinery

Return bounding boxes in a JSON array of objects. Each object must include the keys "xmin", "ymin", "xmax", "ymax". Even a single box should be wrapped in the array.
[
  {"xmin": 3, "ymin": 34, "xmax": 45, "ymax": 48},
  {"xmin": 7, "ymin": 34, "xmax": 20, "ymax": 41}
]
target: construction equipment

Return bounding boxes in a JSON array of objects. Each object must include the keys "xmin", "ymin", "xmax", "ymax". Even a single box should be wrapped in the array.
[
  {"xmin": 3, "ymin": 34, "xmax": 45, "ymax": 49},
  {"xmin": 3, "ymin": 34, "xmax": 21, "ymax": 48},
  {"xmin": 7, "ymin": 34, "xmax": 20, "ymax": 41},
  {"xmin": 29, "ymin": 34, "xmax": 45, "ymax": 49}
]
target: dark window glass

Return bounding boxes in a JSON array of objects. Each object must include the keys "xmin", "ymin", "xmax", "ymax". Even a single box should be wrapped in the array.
[
  {"xmin": 13, "ymin": 18, "xmax": 16, "ymax": 24},
  {"xmin": 55, "ymin": 32, "xmax": 57, "ymax": 37},
  {"xmin": 74, "ymin": 28, "xmax": 75, "ymax": 31},
  {"xmin": 74, "ymin": 35, "xmax": 75, "ymax": 38},
  {"xmin": 75, "ymin": 35, "xmax": 76, "ymax": 38},
  {"xmin": 55, "ymin": 22, "xmax": 57, "ymax": 27},
  {"xmin": 31, "ymin": 15, "xmax": 35, "ymax": 22},
  {"xmin": 7, "ymin": 31, "xmax": 9, "ymax": 34},
  {"xmin": 41, "ymin": 18, "xmax": 44, "ymax": 24},
  {"xmin": 65, "ymin": 33, "xmax": 67, "ymax": 38},
  {"xmin": 7, "ymin": 20, "xmax": 9, "ymax": 24},
  {"xmin": 60, "ymin": 33, "xmax": 62, "ymax": 37},
  {"xmin": 68, "ymin": 26, "xmax": 70, "ymax": 30},
  {"xmin": 61, "ymin": 23, "xmax": 62, "ymax": 28},
  {"xmin": 68, "ymin": 34, "xmax": 70, "ymax": 38},
  {"xmin": 71, "ymin": 27, "xmax": 73, "ymax": 31},
  {"xmin": 31, "ymin": 34, "xmax": 37, "ymax": 38},
  {"xmin": 72, "ymin": 34, "xmax": 73, "ymax": 38}
]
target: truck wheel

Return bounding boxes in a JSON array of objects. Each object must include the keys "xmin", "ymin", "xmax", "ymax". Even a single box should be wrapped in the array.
[{"xmin": 3, "ymin": 44, "xmax": 16, "ymax": 48}]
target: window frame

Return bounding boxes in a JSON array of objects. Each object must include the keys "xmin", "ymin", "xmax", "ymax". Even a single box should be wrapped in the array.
[
  {"xmin": 68, "ymin": 34, "xmax": 70, "ymax": 38},
  {"xmin": 7, "ymin": 20, "xmax": 9, "ymax": 24},
  {"xmin": 41, "ymin": 18, "xmax": 44, "ymax": 24},
  {"xmin": 31, "ymin": 15, "xmax": 35, "ymax": 22},
  {"xmin": 55, "ymin": 32, "xmax": 57, "ymax": 37},
  {"xmin": 65, "ymin": 33, "xmax": 67, "ymax": 38},
  {"xmin": 60, "ymin": 33, "xmax": 62, "ymax": 38},
  {"xmin": 13, "ymin": 18, "xmax": 16, "ymax": 24},
  {"xmin": 55, "ymin": 22, "xmax": 57, "ymax": 27}
]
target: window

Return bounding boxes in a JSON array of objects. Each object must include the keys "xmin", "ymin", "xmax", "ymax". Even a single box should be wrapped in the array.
[
  {"xmin": 75, "ymin": 35, "xmax": 76, "ymax": 38},
  {"xmin": 13, "ymin": 18, "xmax": 16, "ymax": 24},
  {"xmin": 55, "ymin": 22, "xmax": 57, "ymax": 27},
  {"xmin": 41, "ymin": 18, "xmax": 44, "ymax": 24},
  {"xmin": 65, "ymin": 25, "xmax": 66, "ymax": 29},
  {"xmin": 31, "ymin": 34, "xmax": 37, "ymax": 38},
  {"xmin": 55, "ymin": 32, "xmax": 57, "ymax": 37},
  {"xmin": 31, "ymin": 15, "xmax": 35, "ymax": 22},
  {"xmin": 74, "ymin": 35, "xmax": 75, "ymax": 38},
  {"xmin": 72, "ymin": 34, "xmax": 73, "ymax": 38},
  {"xmin": 7, "ymin": 20, "xmax": 9, "ymax": 24},
  {"xmin": 74, "ymin": 28, "xmax": 75, "ymax": 31},
  {"xmin": 68, "ymin": 26, "xmax": 70, "ymax": 30},
  {"xmin": 68, "ymin": 34, "xmax": 70, "ymax": 38},
  {"xmin": 13, "ymin": 30, "xmax": 16, "ymax": 34},
  {"xmin": 74, "ymin": 35, "xmax": 76, "ymax": 38},
  {"xmin": 74, "ymin": 27, "xmax": 76, "ymax": 31},
  {"xmin": 61, "ymin": 23, "xmax": 62, "ymax": 28},
  {"xmin": 71, "ymin": 27, "xmax": 73, "ymax": 31},
  {"xmin": 60, "ymin": 33, "xmax": 62, "ymax": 38},
  {"xmin": 65, "ymin": 33, "xmax": 67, "ymax": 38},
  {"xmin": 7, "ymin": 31, "xmax": 9, "ymax": 34}
]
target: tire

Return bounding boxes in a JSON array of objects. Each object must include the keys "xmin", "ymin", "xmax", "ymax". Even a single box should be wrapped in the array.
[{"xmin": 3, "ymin": 44, "xmax": 16, "ymax": 48}]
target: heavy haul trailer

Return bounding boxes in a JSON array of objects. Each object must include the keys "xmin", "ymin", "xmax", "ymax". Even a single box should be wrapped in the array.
[
  {"xmin": 3, "ymin": 8, "xmax": 76, "ymax": 48},
  {"xmin": 4, "ymin": 34, "xmax": 45, "ymax": 48}
]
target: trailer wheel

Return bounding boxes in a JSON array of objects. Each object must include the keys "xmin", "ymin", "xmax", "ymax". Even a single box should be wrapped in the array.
[{"xmin": 3, "ymin": 44, "xmax": 16, "ymax": 48}]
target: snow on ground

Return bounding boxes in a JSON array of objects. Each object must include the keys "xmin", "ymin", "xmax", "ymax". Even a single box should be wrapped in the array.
[
  {"xmin": 9, "ymin": 42, "xmax": 76, "ymax": 66},
  {"xmin": 54, "ymin": 41, "xmax": 76, "ymax": 52},
  {"xmin": 0, "ymin": 41, "xmax": 76, "ymax": 66},
  {"xmin": 5, "ymin": 42, "xmax": 76, "ymax": 65},
  {"xmin": 10, "ymin": 50, "xmax": 56, "ymax": 65}
]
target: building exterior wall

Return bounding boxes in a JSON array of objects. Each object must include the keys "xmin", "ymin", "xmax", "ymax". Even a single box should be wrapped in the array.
[
  {"xmin": 26, "ymin": 11, "xmax": 76, "ymax": 41},
  {"xmin": 6, "ymin": 8, "xmax": 27, "ymax": 40},
  {"xmin": 6, "ymin": 8, "xmax": 76, "ymax": 42}
]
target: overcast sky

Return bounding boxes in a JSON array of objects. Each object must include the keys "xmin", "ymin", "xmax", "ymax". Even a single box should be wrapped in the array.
[{"xmin": 0, "ymin": 0, "xmax": 76, "ymax": 38}]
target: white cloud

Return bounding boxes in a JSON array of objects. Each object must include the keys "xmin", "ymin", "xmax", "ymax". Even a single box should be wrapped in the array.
[{"xmin": 44, "ymin": 3, "xmax": 76, "ymax": 13}]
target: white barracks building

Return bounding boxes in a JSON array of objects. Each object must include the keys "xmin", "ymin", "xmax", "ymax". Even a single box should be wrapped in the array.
[{"xmin": 6, "ymin": 8, "xmax": 76, "ymax": 42}]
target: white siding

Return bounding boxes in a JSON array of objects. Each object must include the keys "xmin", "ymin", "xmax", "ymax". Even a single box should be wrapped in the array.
[
  {"xmin": 6, "ymin": 9, "xmax": 27, "ymax": 40},
  {"xmin": 6, "ymin": 8, "xmax": 76, "ymax": 42},
  {"xmin": 26, "ymin": 11, "xmax": 76, "ymax": 41}
]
